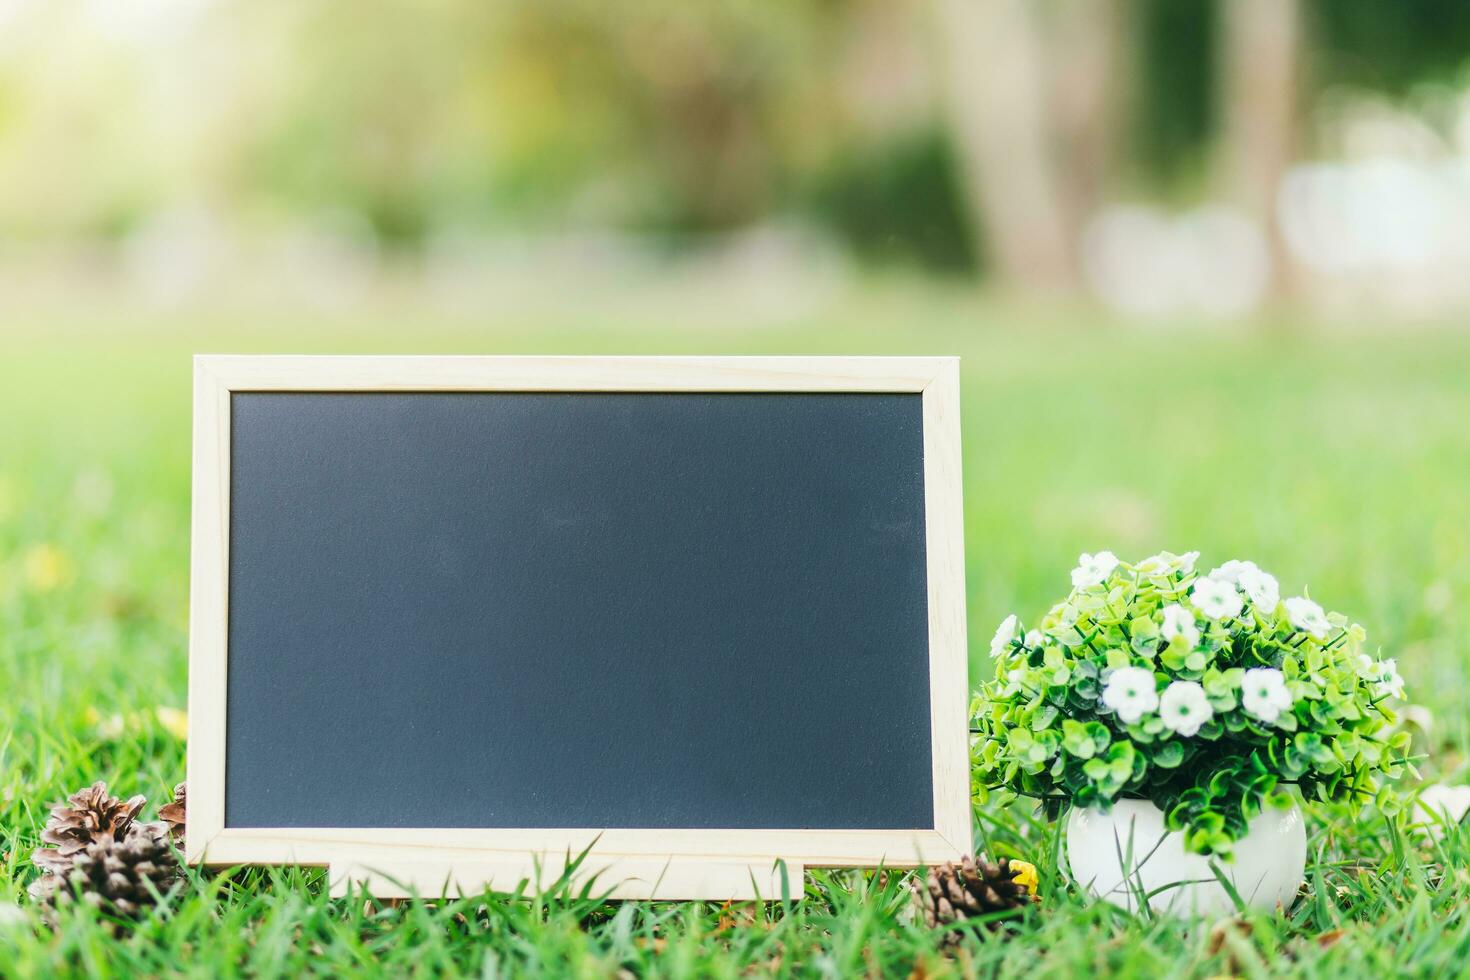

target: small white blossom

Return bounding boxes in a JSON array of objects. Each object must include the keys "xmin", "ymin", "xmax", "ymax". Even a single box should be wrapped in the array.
[
  {"xmin": 1135, "ymin": 550, "xmax": 1198, "ymax": 576},
  {"xmin": 1101, "ymin": 666, "xmax": 1160, "ymax": 724},
  {"xmin": 998, "ymin": 666, "xmax": 1026, "ymax": 698},
  {"xmin": 1240, "ymin": 667, "xmax": 1294, "ymax": 724},
  {"xmin": 1190, "ymin": 576, "xmax": 1244, "ymax": 620},
  {"xmin": 1072, "ymin": 551, "xmax": 1119, "ymax": 588},
  {"xmin": 1135, "ymin": 555, "xmax": 1167, "ymax": 575},
  {"xmin": 1369, "ymin": 658, "xmax": 1405, "ymax": 700},
  {"xmin": 990, "ymin": 614, "xmax": 1020, "ymax": 658},
  {"xmin": 1024, "ymin": 629, "xmax": 1045, "ymax": 649},
  {"xmin": 1208, "ymin": 559, "xmax": 1259, "ymax": 585},
  {"xmin": 1237, "ymin": 567, "xmax": 1280, "ymax": 614},
  {"xmin": 1160, "ymin": 681, "xmax": 1213, "ymax": 736},
  {"xmin": 1049, "ymin": 600, "xmax": 1080, "ymax": 628},
  {"xmin": 1160, "ymin": 603, "xmax": 1201, "ymax": 648},
  {"xmin": 1284, "ymin": 597, "xmax": 1331, "ymax": 639}
]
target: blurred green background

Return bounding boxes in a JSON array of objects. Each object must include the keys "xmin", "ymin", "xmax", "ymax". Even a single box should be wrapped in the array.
[
  {"xmin": 6, "ymin": 0, "xmax": 1470, "ymax": 308},
  {"xmin": 5, "ymin": 0, "xmax": 1470, "ymax": 743}
]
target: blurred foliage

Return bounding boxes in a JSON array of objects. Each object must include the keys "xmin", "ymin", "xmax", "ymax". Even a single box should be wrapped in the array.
[
  {"xmin": 1129, "ymin": 0, "xmax": 1470, "ymax": 194},
  {"xmin": 1129, "ymin": 0, "xmax": 1217, "ymax": 195},
  {"xmin": 796, "ymin": 128, "xmax": 977, "ymax": 274},
  {"xmin": 2, "ymin": 0, "xmax": 1470, "ymax": 269},
  {"xmin": 1310, "ymin": 0, "xmax": 1470, "ymax": 93},
  {"xmin": 242, "ymin": 0, "xmax": 865, "ymax": 244}
]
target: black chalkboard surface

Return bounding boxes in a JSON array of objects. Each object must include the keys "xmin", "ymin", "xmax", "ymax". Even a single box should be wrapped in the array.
[{"xmin": 225, "ymin": 391, "xmax": 935, "ymax": 831}]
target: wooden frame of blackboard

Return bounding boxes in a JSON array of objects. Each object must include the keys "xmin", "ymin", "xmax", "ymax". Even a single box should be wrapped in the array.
[{"xmin": 187, "ymin": 355, "xmax": 969, "ymax": 900}]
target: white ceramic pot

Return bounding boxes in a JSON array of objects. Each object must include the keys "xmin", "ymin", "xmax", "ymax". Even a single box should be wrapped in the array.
[{"xmin": 1065, "ymin": 799, "xmax": 1306, "ymax": 916}]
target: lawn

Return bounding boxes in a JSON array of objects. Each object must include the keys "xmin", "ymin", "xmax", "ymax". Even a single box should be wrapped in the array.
[{"xmin": 4, "ymin": 294, "xmax": 1470, "ymax": 977}]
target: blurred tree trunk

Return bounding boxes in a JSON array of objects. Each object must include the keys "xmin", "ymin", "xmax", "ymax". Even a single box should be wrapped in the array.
[
  {"xmin": 1048, "ymin": 0, "xmax": 1124, "ymax": 261},
  {"xmin": 933, "ymin": 0, "xmax": 1123, "ymax": 291},
  {"xmin": 1220, "ymin": 0, "xmax": 1301, "ymax": 297},
  {"xmin": 934, "ymin": 0, "xmax": 1072, "ymax": 290}
]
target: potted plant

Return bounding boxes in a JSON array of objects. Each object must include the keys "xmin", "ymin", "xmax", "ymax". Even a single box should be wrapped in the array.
[{"xmin": 972, "ymin": 551, "xmax": 1412, "ymax": 915}]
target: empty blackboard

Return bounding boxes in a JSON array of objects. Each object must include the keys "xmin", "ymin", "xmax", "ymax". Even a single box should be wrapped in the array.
[
  {"xmin": 228, "ymin": 390, "xmax": 931, "ymax": 828},
  {"xmin": 188, "ymin": 356, "xmax": 969, "ymax": 896}
]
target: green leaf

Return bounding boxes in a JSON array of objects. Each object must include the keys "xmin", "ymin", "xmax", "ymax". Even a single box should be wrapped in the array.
[
  {"xmin": 1061, "ymin": 719, "xmax": 1096, "ymax": 758},
  {"xmin": 1153, "ymin": 740, "xmax": 1185, "ymax": 769}
]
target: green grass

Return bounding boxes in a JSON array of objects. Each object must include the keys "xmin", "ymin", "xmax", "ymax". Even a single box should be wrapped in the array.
[{"xmin": 4, "ymin": 294, "xmax": 1470, "ymax": 976}]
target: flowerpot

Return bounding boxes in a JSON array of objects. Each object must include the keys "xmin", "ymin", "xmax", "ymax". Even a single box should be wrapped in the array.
[{"xmin": 1065, "ymin": 799, "xmax": 1306, "ymax": 916}]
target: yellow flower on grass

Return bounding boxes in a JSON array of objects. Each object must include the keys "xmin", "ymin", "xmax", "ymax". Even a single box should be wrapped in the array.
[
  {"xmin": 84, "ymin": 707, "xmax": 129, "ymax": 739},
  {"xmin": 24, "ymin": 543, "xmax": 71, "ymax": 592},
  {"xmin": 156, "ymin": 706, "xmax": 189, "ymax": 740},
  {"xmin": 1009, "ymin": 859, "xmax": 1039, "ymax": 896},
  {"xmin": 84, "ymin": 705, "xmax": 189, "ymax": 740}
]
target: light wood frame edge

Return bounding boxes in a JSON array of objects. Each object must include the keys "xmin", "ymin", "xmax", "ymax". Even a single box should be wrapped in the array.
[
  {"xmin": 186, "ymin": 355, "xmax": 970, "ymax": 869},
  {"xmin": 186, "ymin": 358, "xmax": 231, "ymax": 864},
  {"xmin": 920, "ymin": 358, "xmax": 970, "ymax": 857}
]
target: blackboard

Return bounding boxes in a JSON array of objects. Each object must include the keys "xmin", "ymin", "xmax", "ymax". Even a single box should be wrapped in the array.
[{"xmin": 224, "ymin": 391, "xmax": 935, "ymax": 830}]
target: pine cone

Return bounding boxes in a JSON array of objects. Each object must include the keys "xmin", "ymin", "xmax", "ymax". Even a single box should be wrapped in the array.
[
  {"xmin": 31, "ymin": 826, "xmax": 178, "ymax": 920},
  {"xmin": 158, "ymin": 782, "xmax": 187, "ymax": 848},
  {"xmin": 911, "ymin": 855, "xmax": 1038, "ymax": 944},
  {"xmin": 30, "ymin": 782, "xmax": 147, "ymax": 876}
]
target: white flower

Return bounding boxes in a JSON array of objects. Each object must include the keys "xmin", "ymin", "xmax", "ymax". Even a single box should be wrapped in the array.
[
  {"xmin": 989, "ymin": 614, "xmax": 1020, "ymax": 658},
  {"xmin": 1190, "ymin": 576, "xmax": 1244, "ymax": 620},
  {"xmin": 1049, "ymin": 600, "xmax": 1080, "ymax": 628},
  {"xmin": 1240, "ymin": 667, "xmax": 1294, "ymax": 724},
  {"xmin": 1101, "ymin": 666, "xmax": 1160, "ymax": 724},
  {"xmin": 1415, "ymin": 783, "xmax": 1470, "ymax": 837},
  {"xmin": 1284, "ymin": 597, "xmax": 1331, "ymax": 639},
  {"xmin": 1024, "ymin": 629, "xmax": 1045, "ymax": 649},
  {"xmin": 1237, "ymin": 567, "xmax": 1280, "ymax": 614},
  {"xmin": 1135, "ymin": 550, "xmax": 1198, "ymax": 576},
  {"xmin": 1208, "ymin": 559, "xmax": 1259, "ymax": 585},
  {"xmin": 1369, "ymin": 658, "xmax": 1405, "ymax": 700},
  {"xmin": 1071, "ymin": 551, "xmax": 1119, "ymax": 588},
  {"xmin": 1160, "ymin": 604, "xmax": 1200, "ymax": 647},
  {"xmin": 1135, "ymin": 555, "xmax": 1167, "ymax": 575},
  {"xmin": 997, "ymin": 666, "xmax": 1026, "ymax": 698},
  {"xmin": 1159, "ymin": 681, "xmax": 1213, "ymax": 736}
]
